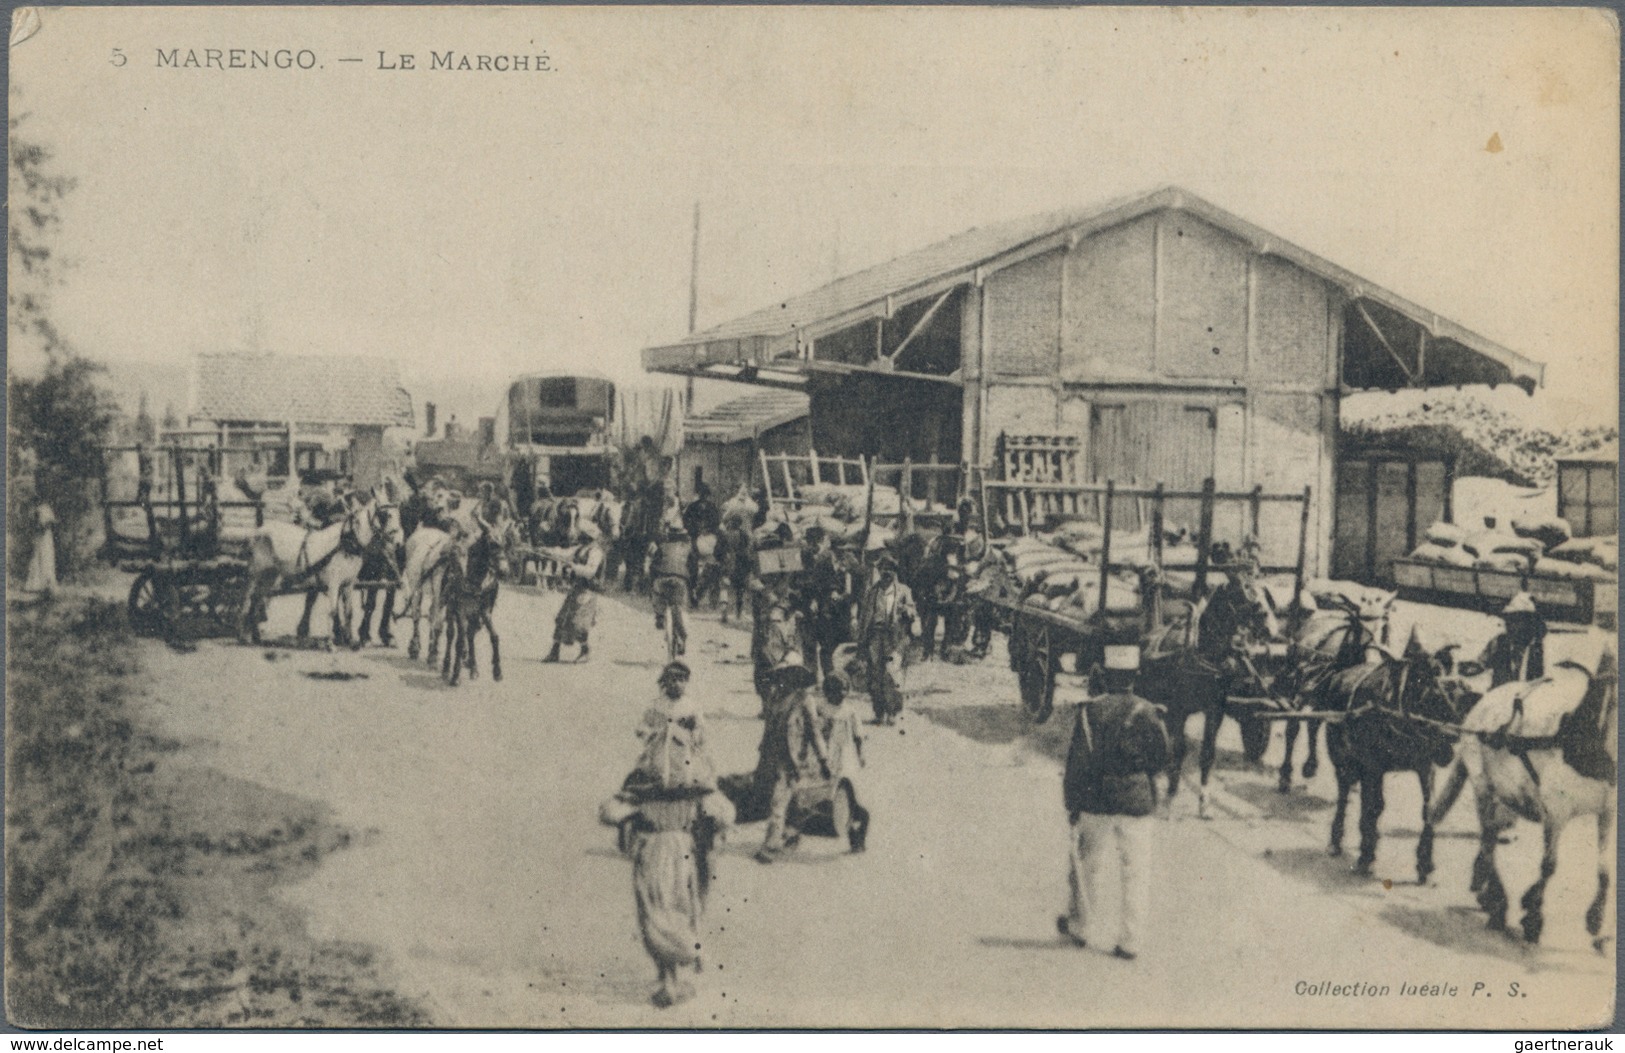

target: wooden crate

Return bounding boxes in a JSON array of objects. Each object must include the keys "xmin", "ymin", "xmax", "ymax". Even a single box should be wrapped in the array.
[
  {"xmin": 1430, "ymin": 565, "xmax": 1478, "ymax": 594},
  {"xmin": 1476, "ymin": 567, "xmax": 1525, "ymax": 601},
  {"xmin": 1390, "ymin": 559, "xmax": 1434, "ymax": 592}
]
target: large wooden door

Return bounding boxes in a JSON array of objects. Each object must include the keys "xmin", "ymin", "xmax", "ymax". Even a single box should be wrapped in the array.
[{"xmin": 1332, "ymin": 453, "xmax": 1453, "ymax": 584}]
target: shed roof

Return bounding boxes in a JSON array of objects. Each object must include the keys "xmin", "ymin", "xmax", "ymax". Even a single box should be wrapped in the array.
[
  {"xmin": 1556, "ymin": 440, "xmax": 1618, "ymax": 466},
  {"xmin": 644, "ymin": 186, "xmax": 1543, "ymax": 392},
  {"xmin": 193, "ymin": 353, "xmax": 415, "ymax": 428},
  {"xmin": 683, "ymin": 390, "xmax": 809, "ymax": 445}
]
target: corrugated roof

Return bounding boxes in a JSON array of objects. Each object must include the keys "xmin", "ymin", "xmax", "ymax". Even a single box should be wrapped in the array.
[
  {"xmin": 683, "ymin": 390, "xmax": 809, "ymax": 445},
  {"xmin": 645, "ymin": 185, "xmax": 1543, "ymax": 390},
  {"xmin": 192, "ymin": 353, "xmax": 414, "ymax": 428}
]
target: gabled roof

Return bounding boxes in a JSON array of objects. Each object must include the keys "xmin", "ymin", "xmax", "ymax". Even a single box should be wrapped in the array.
[
  {"xmin": 644, "ymin": 185, "xmax": 1543, "ymax": 391},
  {"xmin": 192, "ymin": 353, "xmax": 414, "ymax": 428},
  {"xmin": 684, "ymin": 390, "xmax": 809, "ymax": 445}
]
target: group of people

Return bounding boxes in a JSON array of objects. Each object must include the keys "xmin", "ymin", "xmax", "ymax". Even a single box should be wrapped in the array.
[{"xmin": 604, "ymin": 651, "xmax": 873, "ymax": 1008}]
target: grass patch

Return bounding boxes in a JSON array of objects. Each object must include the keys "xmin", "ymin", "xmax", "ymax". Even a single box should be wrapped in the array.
[{"xmin": 6, "ymin": 597, "xmax": 428, "ymax": 1028}]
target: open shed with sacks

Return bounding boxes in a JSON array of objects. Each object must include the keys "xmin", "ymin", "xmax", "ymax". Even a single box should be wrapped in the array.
[{"xmin": 643, "ymin": 187, "xmax": 1544, "ymax": 577}]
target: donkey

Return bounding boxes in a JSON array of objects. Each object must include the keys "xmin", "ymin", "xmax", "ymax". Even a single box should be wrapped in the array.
[
  {"xmin": 1429, "ymin": 646, "xmax": 1617, "ymax": 948},
  {"xmin": 440, "ymin": 524, "xmax": 506, "ymax": 685},
  {"xmin": 395, "ymin": 525, "xmax": 456, "ymax": 663},
  {"xmin": 238, "ymin": 493, "xmax": 377, "ymax": 647}
]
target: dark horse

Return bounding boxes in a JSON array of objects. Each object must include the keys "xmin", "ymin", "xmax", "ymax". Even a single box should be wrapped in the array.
[
  {"xmin": 1274, "ymin": 589, "xmax": 1396, "ymax": 793},
  {"xmin": 1134, "ymin": 583, "xmax": 1283, "ymax": 818},
  {"xmin": 1318, "ymin": 634, "xmax": 1464, "ymax": 882},
  {"xmin": 441, "ymin": 526, "xmax": 504, "ymax": 685}
]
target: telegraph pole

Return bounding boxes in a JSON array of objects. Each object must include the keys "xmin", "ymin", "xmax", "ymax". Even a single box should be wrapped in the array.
[{"xmin": 686, "ymin": 201, "xmax": 700, "ymax": 411}]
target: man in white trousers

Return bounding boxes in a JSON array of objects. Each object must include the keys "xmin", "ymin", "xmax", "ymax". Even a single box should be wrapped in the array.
[{"xmin": 1057, "ymin": 641, "xmax": 1170, "ymax": 961}]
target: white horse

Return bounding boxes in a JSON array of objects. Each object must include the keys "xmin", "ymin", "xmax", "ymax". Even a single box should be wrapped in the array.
[
  {"xmin": 1430, "ymin": 644, "xmax": 1617, "ymax": 949},
  {"xmin": 238, "ymin": 492, "xmax": 381, "ymax": 647},
  {"xmin": 395, "ymin": 525, "xmax": 451, "ymax": 663}
]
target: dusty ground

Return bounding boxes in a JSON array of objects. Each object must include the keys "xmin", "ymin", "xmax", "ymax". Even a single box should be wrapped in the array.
[
  {"xmin": 92, "ymin": 580, "xmax": 1616, "ymax": 1030},
  {"xmin": 5, "ymin": 597, "xmax": 427, "ymax": 1029}
]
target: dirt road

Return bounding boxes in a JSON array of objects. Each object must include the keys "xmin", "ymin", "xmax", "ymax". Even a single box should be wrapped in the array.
[{"xmin": 130, "ymin": 584, "xmax": 1614, "ymax": 1028}]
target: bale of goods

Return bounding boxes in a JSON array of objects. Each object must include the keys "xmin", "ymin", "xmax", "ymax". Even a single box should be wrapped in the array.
[
  {"xmin": 1547, "ymin": 536, "xmax": 1619, "ymax": 573},
  {"xmin": 1511, "ymin": 515, "xmax": 1573, "ymax": 552},
  {"xmin": 1424, "ymin": 521, "xmax": 1470, "ymax": 547}
]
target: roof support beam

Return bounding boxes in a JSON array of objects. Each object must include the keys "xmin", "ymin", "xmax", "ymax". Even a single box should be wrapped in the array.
[
  {"xmin": 887, "ymin": 287, "xmax": 955, "ymax": 368},
  {"xmin": 1356, "ymin": 300, "xmax": 1417, "ymax": 386}
]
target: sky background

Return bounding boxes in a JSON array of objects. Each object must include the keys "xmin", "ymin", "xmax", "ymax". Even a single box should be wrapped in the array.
[{"xmin": 9, "ymin": 6, "xmax": 1619, "ymax": 426}]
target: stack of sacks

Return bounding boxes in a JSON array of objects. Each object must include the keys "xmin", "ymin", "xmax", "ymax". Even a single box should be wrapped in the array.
[
  {"xmin": 1406, "ymin": 514, "xmax": 1618, "ymax": 582},
  {"xmin": 720, "ymin": 490, "xmax": 759, "ymax": 526},
  {"xmin": 799, "ymin": 483, "xmax": 903, "ymax": 518},
  {"xmin": 994, "ymin": 535, "xmax": 1143, "ymax": 617},
  {"xmin": 1462, "ymin": 521, "xmax": 1544, "ymax": 573},
  {"xmin": 1511, "ymin": 515, "xmax": 1573, "ymax": 553},
  {"xmin": 1405, "ymin": 521, "xmax": 1477, "ymax": 569},
  {"xmin": 1540, "ymin": 535, "xmax": 1618, "ymax": 580}
]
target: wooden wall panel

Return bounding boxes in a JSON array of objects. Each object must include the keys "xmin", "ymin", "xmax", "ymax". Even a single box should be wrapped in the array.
[
  {"xmin": 1254, "ymin": 255, "xmax": 1331, "ymax": 386},
  {"xmin": 1249, "ymin": 392, "xmax": 1324, "ymax": 571},
  {"xmin": 1159, "ymin": 214, "xmax": 1249, "ymax": 380},
  {"xmin": 1062, "ymin": 216, "xmax": 1156, "ymax": 381},
  {"xmin": 985, "ymin": 249, "xmax": 1062, "ymax": 377},
  {"xmin": 984, "ymin": 383, "xmax": 1058, "ymax": 443}
]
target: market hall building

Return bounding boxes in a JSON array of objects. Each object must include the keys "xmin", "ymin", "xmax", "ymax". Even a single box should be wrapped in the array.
[{"xmin": 642, "ymin": 187, "xmax": 1544, "ymax": 578}]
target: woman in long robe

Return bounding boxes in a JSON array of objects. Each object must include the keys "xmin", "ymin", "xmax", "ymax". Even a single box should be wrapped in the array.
[
  {"xmin": 25, "ymin": 501, "xmax": 57, "ymax": 596},
  {"xmin": 619, "ymin": 666, "xmax": 733, "ymax": 1007}
]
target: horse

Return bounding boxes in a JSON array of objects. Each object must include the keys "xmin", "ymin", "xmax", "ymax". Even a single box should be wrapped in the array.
[
  {"xmin": 1428, "ymin": 646, "xmax": 1617, "ymax": 947},
  {"xmin": 440, "ymin": 523, "xmax": 506, "ymax": 685},
  {"xmin": 1316, "ymin": 632, "xmax": 1466, "ymax": 882},
  {"xmin": 1133, "ymin": 572, "xmax": 1284, "ymax": 818},
  {"xmin": 1275, "ymin": 588, "xmax": 1397, "ymax": 793},
  {"xmin": 395, "ymin": 524, "xmax": 456, "ymax": 664},
  {"xmin": 237, "ymin": 491, "xmax": 378, "ymax": 647}
]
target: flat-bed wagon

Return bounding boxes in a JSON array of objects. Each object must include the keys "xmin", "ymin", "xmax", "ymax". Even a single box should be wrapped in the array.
[
  {"xmin": 100, "ymin": 443, "xmax": 267, "ymax": 637},
  {"xmin": 975, "ymin": 474, "xmax": 1314, "ymax": 725}
]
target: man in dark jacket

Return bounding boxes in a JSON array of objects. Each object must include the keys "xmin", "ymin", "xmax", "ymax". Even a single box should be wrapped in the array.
[{"xmin": 1057, "ymin": 642, "xmax": 1170, "ymax": 961}]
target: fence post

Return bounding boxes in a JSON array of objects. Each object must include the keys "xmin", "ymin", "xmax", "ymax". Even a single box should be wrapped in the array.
[
  {"xmin": 1099, "ymin": 479, "xmax": 1115, "ymax": 614},
  {"xmin": 1249, "ymin": 484, "xmax": 1264, "ymax": 540},
  {"xmin": 1292, "ymin": 484, "xmax": 1312, "ymax": 620},
  {"xmin": 902, "ymin": 458, "xmax": 913, "ymax": 534},
  {"xmin": 1151, "ymin": 481, "xmax": 1165, "ymax": 567},
  {"xmin": 1194, "ymin": 476, "xmax": 1216, "ymax": 599}
]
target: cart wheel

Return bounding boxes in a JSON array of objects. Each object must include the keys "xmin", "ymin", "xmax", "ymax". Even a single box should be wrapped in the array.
[
  {"xmin": 1018, "ymin": 624, "xmax": 1055, "ymax": 723},
  {"xmin": 127, "ymin": 571, "xmax": 173, "ymax": 637}
]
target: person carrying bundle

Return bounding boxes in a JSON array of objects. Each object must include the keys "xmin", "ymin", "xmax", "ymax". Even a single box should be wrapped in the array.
[{"xmin": 602, "ymin": 662, "xmax": 734, "ymax": 1008}]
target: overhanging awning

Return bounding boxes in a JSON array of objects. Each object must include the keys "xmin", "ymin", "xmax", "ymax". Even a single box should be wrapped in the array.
[{"xmin": 644, "ymin": 186, "xmax": 1543, "ymax": 394}]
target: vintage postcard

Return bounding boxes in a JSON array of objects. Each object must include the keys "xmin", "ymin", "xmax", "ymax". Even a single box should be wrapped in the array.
[{"xmin": 6, "ymin": 4, "xmax": 1618, "ymax": 1031}]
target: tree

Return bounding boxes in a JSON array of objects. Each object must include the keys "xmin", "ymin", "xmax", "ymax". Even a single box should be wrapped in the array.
[
  {"xmin": 8, "ymin": 102, "xmax": 114, "ymax": 581},
  {"xmin": 8, "ymin": 101, "xmax": 76, "ymax": 358}
]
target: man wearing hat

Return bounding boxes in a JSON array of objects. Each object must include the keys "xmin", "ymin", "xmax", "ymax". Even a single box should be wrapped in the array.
[
  {"xmin": 795, "ymin": 524, "xmax": 849, "ymax": 682},
  {"xmin": 1058, "ymin": 640, "xmax": 1170, "ymax": 961},
  {"xmin": 1481, "ymin": 591, "xmax": 1547, "ymax": 688},
  {"xmin": 857, "ymin": 549, "xmax": 916, "ymax": 725}
]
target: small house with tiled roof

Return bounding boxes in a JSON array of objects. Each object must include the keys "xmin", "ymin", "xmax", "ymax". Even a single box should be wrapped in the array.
[
  {"xmin": 679, "ymin": 389, "xmax": 810, "ymax": 501},
  {"xmin": 188, "ymin": 353, "xmax": 414, "ymax": 489}
]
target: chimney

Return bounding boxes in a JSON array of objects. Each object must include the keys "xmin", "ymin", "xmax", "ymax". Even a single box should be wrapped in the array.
[
  {"xmin": 479, "ymin": 416, "xmax": 496, "ymax": 447},
  {"xmin": 425, "ymin": 402, "xmax": 437, "ymax": 438}
]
